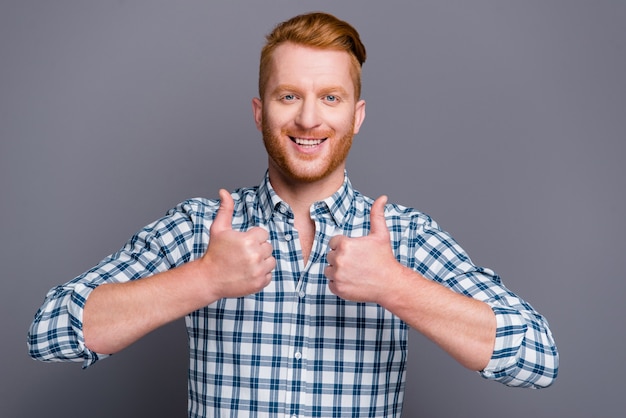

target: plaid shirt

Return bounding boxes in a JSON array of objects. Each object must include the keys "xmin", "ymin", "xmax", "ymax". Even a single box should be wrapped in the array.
[{"xmin": 29, "ymin": 172, "xmax": 558, "ymax": 417}]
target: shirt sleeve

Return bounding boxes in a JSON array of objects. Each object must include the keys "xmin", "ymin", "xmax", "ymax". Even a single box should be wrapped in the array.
[
  {"xmin": 27, "ymin": 201, "xmax": 203, "ymax": 368},
  {"xmin": 410, "ymin": 218, "xmax": 559, "ymax": 388}
]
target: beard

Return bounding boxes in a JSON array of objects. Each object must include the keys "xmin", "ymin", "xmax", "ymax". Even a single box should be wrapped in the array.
[{"xmin": 261, "ymin": 116, "xmax": 355, "ymax": 184}]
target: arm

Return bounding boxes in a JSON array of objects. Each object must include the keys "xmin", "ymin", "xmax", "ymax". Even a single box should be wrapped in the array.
[
  {"xmin": 82, "ymin": 259, "xmax": 215, "ymax": 355},
  {"xmin": 325, "ymin": 196, "xmax": 558, "ymax": 388},
  {"xmin": 28, "ymin": 190, "xmax": 274, "ymax": 364},
  {"xmin": 377, "ymin": 265, "xmax": 496, "ymax": 371}
]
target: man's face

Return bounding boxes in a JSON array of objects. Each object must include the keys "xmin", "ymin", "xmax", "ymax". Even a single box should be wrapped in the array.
[{"xmin": 253, "ymin": 43, "xmax": 365, "ymax": 186}]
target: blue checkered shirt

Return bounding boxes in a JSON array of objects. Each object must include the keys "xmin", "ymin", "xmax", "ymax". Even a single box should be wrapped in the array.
[{"xmin": 29, "ymin": 172, "xmax": 558, "ymax": 417}]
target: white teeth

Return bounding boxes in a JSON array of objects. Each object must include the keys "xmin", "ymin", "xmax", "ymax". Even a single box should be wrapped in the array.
[{"xmin": 294, "ymin": 137, "xmax": 324, "ymax": 146}]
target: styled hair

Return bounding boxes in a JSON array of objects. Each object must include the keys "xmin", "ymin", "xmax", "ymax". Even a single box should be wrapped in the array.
[{"xmin": 259, "ymin": 12, "xmax": 367, "ymax": 100}]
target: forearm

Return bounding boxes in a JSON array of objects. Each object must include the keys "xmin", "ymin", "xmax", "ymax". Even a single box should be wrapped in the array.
[
  {"xmin": 377, "ymin": 263, "xmax": 558, "ymax": 387},
  {"xmin": 83, "ymin": 259, "xmax": 215, "ymax": 354},
  {"xmin": 379, "ymin": 265, "xmax": 496, "ymax": 371}
]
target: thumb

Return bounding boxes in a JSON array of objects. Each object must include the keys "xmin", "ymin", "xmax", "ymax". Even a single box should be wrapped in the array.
[
  {"xmin": 211, "ymin": 189, "xmax": 235, "ymax": 232},
  {"xmin": 369, "ymin": 195, "xmax": 389, "ymax": 237}
]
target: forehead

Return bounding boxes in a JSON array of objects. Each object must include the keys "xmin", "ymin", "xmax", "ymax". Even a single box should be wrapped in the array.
[{"xmin": 266, "ymin": 43, "xmax": 356, "ymax": 96}]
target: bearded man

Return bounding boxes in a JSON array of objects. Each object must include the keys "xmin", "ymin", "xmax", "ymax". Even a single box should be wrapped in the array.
[{"xmin": 29, "ymin": 12, "xmax": 558, "ymax": 418}]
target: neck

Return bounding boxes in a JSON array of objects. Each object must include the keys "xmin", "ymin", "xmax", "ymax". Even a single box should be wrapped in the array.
[{"xmin": 267, "ymin": 168, "xmax": 344, "ymax": 214}]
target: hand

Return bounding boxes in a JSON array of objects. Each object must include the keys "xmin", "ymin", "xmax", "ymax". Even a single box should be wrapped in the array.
[
  {"xmin": 325, "ymin": 195, "xmax": 401, "ymax": 303},
  {"xmin": 199, "ymin": 189, "xmax": 275, "ymax": 299}
]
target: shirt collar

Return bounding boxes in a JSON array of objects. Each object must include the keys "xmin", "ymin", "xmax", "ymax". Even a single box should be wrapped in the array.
[
  {"xmin": 317, "ymin": 173, "xmax": 354, "ymax": 227},
  {"xmin": 257, "ymin": 171, "xmax": 285, "ymax": 222},
  {"xmin": 257, "ymin": 170, "xmax": 355, "ymax": 227}
]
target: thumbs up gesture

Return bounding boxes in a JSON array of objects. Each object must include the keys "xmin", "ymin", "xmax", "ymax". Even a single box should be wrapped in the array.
[
  {"xmin": 199, "ymin": 189, "xmax": 275, "ymax": 300},
  {"xmin": 325, "ymin": 195, "xmax": 401, "ymax": 303}
]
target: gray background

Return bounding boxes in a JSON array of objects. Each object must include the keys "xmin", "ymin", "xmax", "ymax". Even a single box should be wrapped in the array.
[{"xmin": 1, "ymin": 1, "xmax": 624, "ymax": 417}]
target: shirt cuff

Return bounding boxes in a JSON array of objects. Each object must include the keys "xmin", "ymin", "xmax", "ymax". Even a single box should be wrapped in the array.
[
  {"xmin": 480, "ymin": 306, "xmax": 527, "ymax": 379},
  {"xmin": 67, "ymin": 283, "xmax": 110, "ymax": 368}
]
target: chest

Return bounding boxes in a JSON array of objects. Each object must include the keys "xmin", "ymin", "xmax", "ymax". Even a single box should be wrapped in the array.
[{"xmin": 295, "ymin": 218, "xmax": 316, "ymax": 266}]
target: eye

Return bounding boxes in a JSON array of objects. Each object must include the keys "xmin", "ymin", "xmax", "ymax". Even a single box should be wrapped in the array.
[
  {"xmin": 281, "ymin": 94, "xmax": 297, "ymax": 102},
  {"xmin": 324, "ymin": 95, "xmax": 338, "ymax": 103}
]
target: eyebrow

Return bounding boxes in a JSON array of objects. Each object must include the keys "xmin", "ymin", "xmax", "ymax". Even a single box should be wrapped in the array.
[
  {"xmin": 319, "ymin": 86, "xmax": 351, "ymax": 98},
  {"xmin": 271, "ymin": 84, "xmax": 352, "ymax": 99}
]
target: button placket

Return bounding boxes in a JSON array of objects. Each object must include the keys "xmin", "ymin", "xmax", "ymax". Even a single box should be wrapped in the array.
[{"xmin": 273, "ymin": 204, "xmax": 307, "ymax": 417}]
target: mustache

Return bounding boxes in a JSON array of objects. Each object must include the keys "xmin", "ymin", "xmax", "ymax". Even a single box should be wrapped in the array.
[{"xmin": 281, "ymin": 129, "xmax": 335, "ymax": 139}]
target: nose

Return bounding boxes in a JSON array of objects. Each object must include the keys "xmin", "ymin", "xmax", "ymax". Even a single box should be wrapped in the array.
[{"xmin": 294, "ymin": 98, "xmax": 322, "ymax": 129}]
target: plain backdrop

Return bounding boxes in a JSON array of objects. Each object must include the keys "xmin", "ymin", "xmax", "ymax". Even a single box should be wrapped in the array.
[{"xmin": 2, "ymin": 1, "xmax": 625, "ymax": 417}]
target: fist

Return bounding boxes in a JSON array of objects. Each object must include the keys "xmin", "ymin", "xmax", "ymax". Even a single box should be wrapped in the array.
[
  {"xmin": 325, "ymin": 195, "xmax": 399, "ymax": 303},
  {"xmin": 200, "ymin": 189, "xmax": 275, "ymax": 299}
]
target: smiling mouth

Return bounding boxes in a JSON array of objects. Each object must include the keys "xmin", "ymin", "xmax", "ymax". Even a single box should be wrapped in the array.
[{"xmin": 290, "ymin": 137, "xmax": 327, "ymax": 147}]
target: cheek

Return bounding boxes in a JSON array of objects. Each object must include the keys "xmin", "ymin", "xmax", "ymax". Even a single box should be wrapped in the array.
[
  {"xmin": 328, "ymin": 113, "xmax": 356, "ymax": 135},
  {"xmin": 263, "ymin": 104, "xmax": 298, "ymax": 126}
]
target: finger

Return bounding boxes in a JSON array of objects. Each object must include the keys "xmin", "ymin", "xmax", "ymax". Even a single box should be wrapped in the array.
[
  {"xmin": 369, "ymin": 195, "xmax": 389, "ymax": 237},
  {"xmin": 328, "ymin": 234, "xmax": 344, "ymax": 251},
  {"xmin": 326, "ymin": 249, "xmax": 335, "ymax": 266},
  {"xmin": 324, "ymin": 264, "xmax": 335, "ymax": 281},
  {"xmin": 247, "ymin": 226, "xmax": 270, "ymax": 243},
  {"xmin": 264, "ymin": 255, "xmax": 276, "ymax": 271},
  {"xmin": 211, "ymin": 189, "xmax": 235, "ymax": 233},
  {"xmin": 260, "ymin": 241, "xmax": 274, "ymax": 259}
]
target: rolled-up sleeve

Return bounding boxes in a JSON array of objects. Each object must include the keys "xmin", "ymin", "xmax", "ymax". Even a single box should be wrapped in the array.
[
  {"xmin": 27, "ymin": 200, "xmax": 205, "ymax": 368},
  {"xmin": 480, "ymin": 304, "xmax": 559, "ymax": 388},
  {"xmin": 410, "ymin": 218, "xmax": 559, "ymax": 388},
  {"xmin": 28, "ymin": 281, "xmax": 103, "ymax": 368}
]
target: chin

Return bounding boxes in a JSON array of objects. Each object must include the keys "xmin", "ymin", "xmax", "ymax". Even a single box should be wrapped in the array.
[{"xmin": 276, "ymin": 165, "xmax": 337, "ymax": 184}]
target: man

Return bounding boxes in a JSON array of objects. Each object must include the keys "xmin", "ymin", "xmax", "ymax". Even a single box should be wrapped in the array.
[{"xmin": 28, "ymin": 12, "xmax": 558, "ymax": 417}]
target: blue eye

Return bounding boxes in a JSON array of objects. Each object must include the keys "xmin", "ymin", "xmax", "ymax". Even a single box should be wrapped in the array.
[
  {"xmin": 325, "ymin": 95, "xmax": 337, "ymax": 102},
  {"xmin": 282, "ymin": 94, "xmax": 296, "ymax": 101}
]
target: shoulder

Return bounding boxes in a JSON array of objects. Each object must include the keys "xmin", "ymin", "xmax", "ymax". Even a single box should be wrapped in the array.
[
  {"xmin": 168, "ymin": 197, "xmax": 217, "ymax": 216},
  {"xmin": 166, "ymin": 185, "xmax": 261, "ymax": 220},
  {"xmin": 353, "ymin": 190, "xmax": 439, "ymax": 230}
]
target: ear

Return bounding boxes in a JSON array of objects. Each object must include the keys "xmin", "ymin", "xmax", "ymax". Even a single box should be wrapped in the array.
[
  {"xmin": 252, "ymin": 97, "xmax": 263, "ymax": 131},
  {"xmin": 353, "ymin": 99, "xmax": 366, "ymax": 134}
]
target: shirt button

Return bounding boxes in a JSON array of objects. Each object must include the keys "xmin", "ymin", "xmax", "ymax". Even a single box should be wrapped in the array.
[
  {"xmin": 294, "ymin": 351, "xmax": 302, "ymax": 360},
  {"xmin": 298, "ymin": 290, "xmax": 305, "ymax": 298},
  {"xmin": 284, "ymin": 233, "xmax": 292, "ymax": 241}
]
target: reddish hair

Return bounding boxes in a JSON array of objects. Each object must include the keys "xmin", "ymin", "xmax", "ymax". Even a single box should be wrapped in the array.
[{"xmin": 259, "ymin": 12, "xmax": 366, "ymax": 100}]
